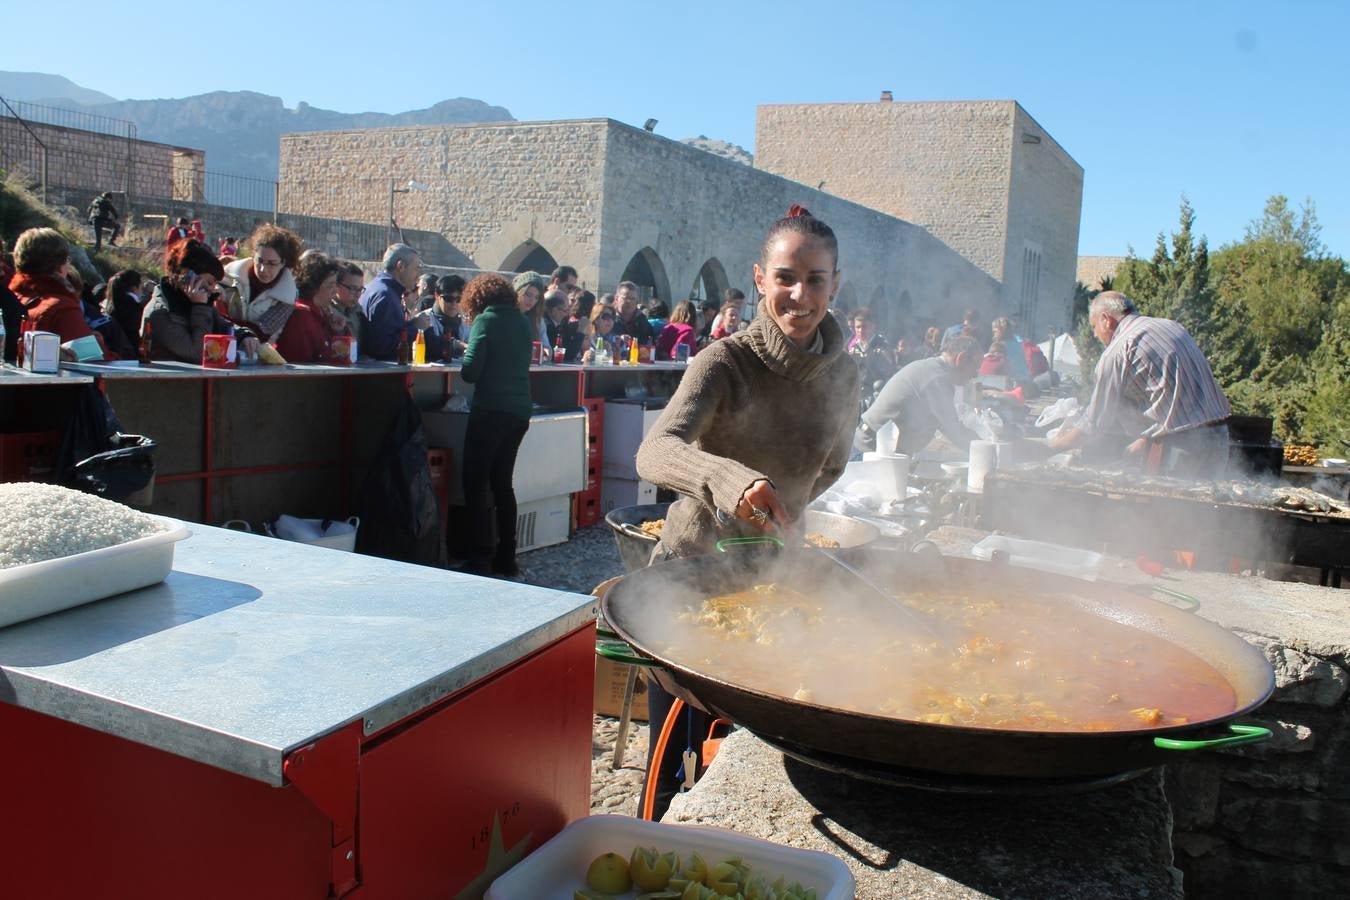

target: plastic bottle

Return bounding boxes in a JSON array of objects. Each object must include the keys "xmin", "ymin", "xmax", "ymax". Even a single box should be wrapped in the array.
[
  {"xmin": 412, "ymin": 330, "xmax": 426, "ymax": 365},
  {"xmin": 628, "ymin": 335, "xmax": 639, "ymax": 365}
]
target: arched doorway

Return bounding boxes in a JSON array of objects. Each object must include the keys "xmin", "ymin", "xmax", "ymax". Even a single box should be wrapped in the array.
[
  {"xmin": 619, "ymin": 247, "xmax": 672, "ymax": 305},
  {"xmin": 690, "ymin": 258, "xmax": 729, "ymax": 302},
  {"xmin": 500, "ymin": 239, "xmax": 558, "ymax": 275}
]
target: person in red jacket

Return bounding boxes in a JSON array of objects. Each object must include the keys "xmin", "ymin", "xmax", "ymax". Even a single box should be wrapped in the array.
[
  {"xmin": 275, "ymin": 251, "xmax": 348, "ymax": 363},
  {"xmin": 7, "ymin": 227, "xmax": 111, "ymax": 360}
]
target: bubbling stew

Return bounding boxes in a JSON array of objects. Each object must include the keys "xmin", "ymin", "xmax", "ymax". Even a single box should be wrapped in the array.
[{"xmin": 660, "ymin": 583, "xmax": 1236, "ymax": 732}]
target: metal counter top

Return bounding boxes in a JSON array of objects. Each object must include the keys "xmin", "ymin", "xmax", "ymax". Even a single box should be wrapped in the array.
[
  {"xmin": 63, "ymin": 360, "xmax": 412, "ymax": 379},
  {"xmin": 0, "ymin": 365, "xmax": 93, "ymax": 386},
  {"xmin": 0, "ymin": 526, "xmax": 596, "ymax": 785}
]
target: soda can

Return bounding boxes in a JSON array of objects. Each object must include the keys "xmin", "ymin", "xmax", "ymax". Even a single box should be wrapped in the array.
[{"xmin": 674, "ymin": 343, "xmax": 691, "ymax": 364}]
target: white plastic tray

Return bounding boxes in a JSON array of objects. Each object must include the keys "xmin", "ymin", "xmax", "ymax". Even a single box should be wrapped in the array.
[
  {"xmin": 0, "ymin": 517, "xmax": 191, "ymax": 628},
  {"xmin": 971, "ymin": 534, "xmax": 1101, "ymax": 581},
  {"xmin": 487, "ymin": 814, "xmax": 853, "ymax": 900}
]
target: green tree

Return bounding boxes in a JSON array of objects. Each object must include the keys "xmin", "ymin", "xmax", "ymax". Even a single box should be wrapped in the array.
[{"xmin": 1113, "ymin": 197, "xmax": 1214, "ymax": 340}]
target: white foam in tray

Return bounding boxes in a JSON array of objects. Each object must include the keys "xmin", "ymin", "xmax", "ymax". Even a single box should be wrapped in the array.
[
  {"xmin": 487, "ymin": 814, "xmax": 853, "ymax": 900},
  {"xmin": 0, "ymin": 517, "xmax": 191, "ymax": 628}
]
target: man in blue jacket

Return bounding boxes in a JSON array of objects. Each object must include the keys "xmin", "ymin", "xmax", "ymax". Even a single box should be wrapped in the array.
[{"xmin": 360, "ymin": 243, "xmax": 426, "ymax": 360}]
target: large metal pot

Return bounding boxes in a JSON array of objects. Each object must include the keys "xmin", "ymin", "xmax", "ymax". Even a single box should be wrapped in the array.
[
  {"xmin": 604, "ymin": 503, "xmax": 881, "ymax": 574},
  {"xmin": 600, "ymin": 544, "xmax": 1274, "ymax": 779}
]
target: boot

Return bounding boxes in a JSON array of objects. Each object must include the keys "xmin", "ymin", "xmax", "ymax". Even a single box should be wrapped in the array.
[{"xmin": 492, "ymin": 540, "xmax": 520, "ymax": 578}]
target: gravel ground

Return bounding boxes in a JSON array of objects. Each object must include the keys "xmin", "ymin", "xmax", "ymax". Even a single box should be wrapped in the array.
[{"xmin": 516, "ymin": 524, "xmax": 652, "ymax": 816}]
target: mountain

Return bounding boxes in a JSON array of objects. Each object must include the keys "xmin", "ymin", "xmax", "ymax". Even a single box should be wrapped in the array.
[
  {"xmin": 1, "ymin": 72, "xmax": 514, "ymax": 183},
  {"xmin": 680, "ymin": 135, "xmax": 753, "ymax": 166},
  {"xmin": 0, "ymin": 71, "xmax": 118, "ymax": 106}
]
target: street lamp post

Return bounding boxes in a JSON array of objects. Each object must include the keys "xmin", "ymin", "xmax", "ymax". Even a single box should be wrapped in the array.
[{"xmin": 387, "ymin": 178, "xmax": 429, "ymax": 246}]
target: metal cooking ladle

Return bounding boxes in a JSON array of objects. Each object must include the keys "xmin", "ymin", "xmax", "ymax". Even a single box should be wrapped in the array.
[{"xmin": 716, "ymin": 535, "xmax": 962, "ymax": 647}]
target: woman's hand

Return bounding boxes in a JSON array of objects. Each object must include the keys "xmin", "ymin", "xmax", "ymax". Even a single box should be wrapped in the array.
[
  {"xmin": 240, "ymin": 336, "xmax": 260, "ymax": 357},
  {"xmin": 184, "ymin": 277, "xmax": 210, "ymax": 305},
  {"xmin": 736, "ymin": 479, "xmax": 788, "ymax": 531}
]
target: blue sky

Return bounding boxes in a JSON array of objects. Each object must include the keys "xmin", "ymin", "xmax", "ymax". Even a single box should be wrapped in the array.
[{"xmin": 6, "ymin": 0, "xmax": 1347, "ymax": 259}]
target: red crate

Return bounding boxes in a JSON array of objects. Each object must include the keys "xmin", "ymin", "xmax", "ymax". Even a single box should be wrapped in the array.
[
  {"xmin": 574, "ymin": 486, "xmax": 602, "ymax": 528},
  {"xmin": 0, "ymin": 431, "xmax": 62, "ymax": 483}
]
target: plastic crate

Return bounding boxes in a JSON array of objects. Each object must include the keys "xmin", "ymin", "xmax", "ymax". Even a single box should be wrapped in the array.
[
  {"xmin": 574, "ymin": 486, "xmax": 602, "ymax": 528},
  {"xmin": 0, "ymin": 431, "xmax": 62, "ymax": 483}
]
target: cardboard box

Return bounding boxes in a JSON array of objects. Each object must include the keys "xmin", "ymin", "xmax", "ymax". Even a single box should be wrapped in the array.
[{"xmin": 593, "ymin": 654, "xmax": 649, "ymax": 722}]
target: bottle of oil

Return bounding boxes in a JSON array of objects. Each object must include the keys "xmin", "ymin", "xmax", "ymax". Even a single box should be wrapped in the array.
[{"xmin": 412, "ymin": 329, "xmax": 427, "ymax": 365}]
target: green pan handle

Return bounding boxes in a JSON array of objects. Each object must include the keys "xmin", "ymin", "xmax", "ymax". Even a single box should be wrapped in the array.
[
  {"xmin": 1154, "ymin": 723, "xmax": 1271, "ymax": 751},
  {"xmin": 595, "ymin": 638, "xmax": 661, "ymax": 667},
  {"xmin": 716, "ymin": 536, "xmax": 786, "ymax": 552}
]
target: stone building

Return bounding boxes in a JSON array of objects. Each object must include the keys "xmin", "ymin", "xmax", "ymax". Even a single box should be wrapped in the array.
[
  {"xmin": 756, "ymin": 99, "xmax": 1084, "ymax": 334},
  {"xmin": 279, "ymin": 118, "xmax": 1000, "ymax": 337}
]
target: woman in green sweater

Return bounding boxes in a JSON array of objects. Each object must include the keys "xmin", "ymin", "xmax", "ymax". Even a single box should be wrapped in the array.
[
  {"xmin": 458, "ymin": 273, "xmax": 534, "ymax": 576},
  {"xmin": 633, "ymin": 204, "xmax": 860, "ymax": 817}
]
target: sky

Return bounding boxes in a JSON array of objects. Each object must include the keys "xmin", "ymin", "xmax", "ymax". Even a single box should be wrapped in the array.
[{"xmin": 5, "ymin": 0, "xmax": 1347, "ymax": 259}]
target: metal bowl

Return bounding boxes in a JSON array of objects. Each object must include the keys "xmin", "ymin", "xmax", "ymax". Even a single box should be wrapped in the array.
[{"xmin": 604, "ymin": 503, "xmax": 880, "ymax": 573}]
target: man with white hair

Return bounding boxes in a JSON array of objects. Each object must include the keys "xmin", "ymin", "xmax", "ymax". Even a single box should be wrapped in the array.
[
  {"xmin": 359, "ymin": 243, "xmax": 426, "ymax": 361},
  {"xmin": 1049, "ymin": 291, "xmax": 1230, "ymax": 476},
  {"xmin": 856, "ymin": 333, "xmax": 983, "ymax": 454}
]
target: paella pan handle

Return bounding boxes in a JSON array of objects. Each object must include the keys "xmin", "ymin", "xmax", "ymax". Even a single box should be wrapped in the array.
[
  {"xmin": 716, "ymin": 536, "xmax": 786, "ymax": 552},
  {"xmin": 1153, "ymin": 723, "xmax": 1272, "ymax": 751},
  {"xmin": 595, "ymin": 629, "xmax": 662, "ymax": 667}
]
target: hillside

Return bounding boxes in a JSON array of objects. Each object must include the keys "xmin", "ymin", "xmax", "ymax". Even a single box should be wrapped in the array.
[{"xmin": 0, "ymin": 70, "xmax": 118, "ymax": 106}]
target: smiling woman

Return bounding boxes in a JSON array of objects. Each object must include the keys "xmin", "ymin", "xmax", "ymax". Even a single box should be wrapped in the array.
[{"xmin": 633, "ymin": 204, "xmax": 861, "ymax": 819}]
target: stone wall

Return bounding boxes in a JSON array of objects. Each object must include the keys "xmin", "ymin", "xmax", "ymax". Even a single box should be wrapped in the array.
[
  {"xmin": 754, "ymin": 99, "xmax": 1084, "ymax": 332},
  {"xmin": 1167, "ymin": 637, "xmax": 1350, "ymax": 895},
  {"xmin": 1004, "ymin": 105, "xmax": 1084, "ymax": 334},
  {"xmin": 0, "ymin": 117, "xmax": 205, "ymax": 202},
  {"xmin": 278, "ymin": 120, "xmax": 608, "ymax": 285},
  {"xmin": 279, "ymin": 117, "xmax": 1000, "ymax": 339},
  {"xmin": 1077, "ymin": 255, "xmax": 1128, "ymax": 290},
  {"xmin": 599, "ymin": 121, "xmax": 1000, "ymax": 337}
]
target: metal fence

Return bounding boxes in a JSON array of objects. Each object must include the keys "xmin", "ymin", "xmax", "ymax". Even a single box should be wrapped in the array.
[{"xmin": 1, "ymin": 95, "xmax": 277, "ymax": 212}]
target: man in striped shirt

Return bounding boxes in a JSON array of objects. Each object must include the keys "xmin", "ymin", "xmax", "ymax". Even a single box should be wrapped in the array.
[{"xmin": 1049, "ymin": 292, "xmax": 1230, "ymax": 477}]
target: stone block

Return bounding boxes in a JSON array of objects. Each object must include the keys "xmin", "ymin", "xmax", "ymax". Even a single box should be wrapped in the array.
[
  {"xmin": 1219, "ymin": 793, "xmax": 1350, "ymax": 864},
  {"xmin": 1166, "ymin": 761, "xmax": 1222, "ymax": 829},
  {"xmin": 1247, "ymin": 637, "xmax": 1349, "ymax": 707}
]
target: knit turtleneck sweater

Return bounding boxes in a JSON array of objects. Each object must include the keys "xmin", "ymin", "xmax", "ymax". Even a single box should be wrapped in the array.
[{"xmin": 635, "ymin": 301, "xmax": 860, "ymax": 557}]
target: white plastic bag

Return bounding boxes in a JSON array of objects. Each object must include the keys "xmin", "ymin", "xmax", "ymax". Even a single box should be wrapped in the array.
[
  {"xmin": 442, "ymin": 393, "xmax": 471, "ymax": 413},
  {"xmin": 1035, "ymin": 396, "xmax": 1081, "ymax": 428}
]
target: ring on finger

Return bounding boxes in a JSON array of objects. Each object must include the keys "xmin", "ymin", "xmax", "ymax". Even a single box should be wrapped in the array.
[{"xmin": 750, "ymin": 506, "xmax": 769, "ymax": 526}]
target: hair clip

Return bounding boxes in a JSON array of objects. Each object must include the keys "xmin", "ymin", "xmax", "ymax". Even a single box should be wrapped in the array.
[{"xmin": 786, "ymin": 203, "xmax": 812, "ymax": 219}]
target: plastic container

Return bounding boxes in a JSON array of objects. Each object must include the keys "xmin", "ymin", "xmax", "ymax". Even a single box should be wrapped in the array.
[
  {"xmin": 486, "ymin": 814, "xmax": 853, "ymax": 900},
  {"xmin": 971, "ymin": 535, "xmax": 1103, "ymax": 581},
  {"xmin": 0, "ymin": 517, "xmax": 191, "ymax": 628},
  {"xmin": 267, "ymin": 515, "xmax": 361, "ymax": 552}
]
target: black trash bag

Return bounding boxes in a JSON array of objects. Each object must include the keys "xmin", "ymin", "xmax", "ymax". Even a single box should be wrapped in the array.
[
  {"xmin": 68, "ymin": 434, "xmax": 158, "ymax": 508},
  {"xmin": 355, "ymin": 394, "xmax": 443, "ymax": 566},
  {"xmin": 52, "ymin": 384, "xmax": 122, "ymax": 483}
]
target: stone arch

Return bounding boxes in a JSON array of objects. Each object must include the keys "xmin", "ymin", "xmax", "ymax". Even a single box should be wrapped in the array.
[
  {"xmin": 690, "ymin": 258, "xmax": 729, "ymax": 302},
  {"xmin": 499, "ymin": 239, "xmax": 558, "ymax": 274},
  {"xmin": 619, "ymin": 247, "xmax": 672, "ymax": 306}
]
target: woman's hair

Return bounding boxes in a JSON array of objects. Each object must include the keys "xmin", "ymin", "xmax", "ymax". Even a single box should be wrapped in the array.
[
  {"xmin": 12, "ymin": 227, "xmax": 69, "ymax": 275},
  {"xmin": 461, "ymin": 274, "xmax": 516, "ymax": 317},
  {"xmin": 293, "ymin": 251, "xmax": 338, "ymax": 300},
  {"xmin": 165, "ymin": 239, "xmax": 225, "ymax": 280},
  {"xmin": 992, "ymin": 316, "xmax": 1013, "ymax": 338},
  {"xmin": 647, "ymin": 300, "xmax": 669, "ymax": 319},
  {"xmin": 761, "ymin": 204, "xmax": 838, "ymax": 268},
  {"xmin": 246, "ymin": 223, "xmax": 303, "ymax": 269},
  {"xmin": 574, "ymin": 290, "xmax": 596, "ymax": 319},
  {"xmin": 724, "ymin": 287, "xmax": 745, "ymax": 303},
  {"xmin": 590, "ymin": 303, "xmax": 616, "ymax": 324},
  {"xmin": 671, "ymin": 300, "xmax": 696, "ymax": 325},
  {"xmin": 108, "ymin": 269, "xmax": 143, "ymax": 296}
]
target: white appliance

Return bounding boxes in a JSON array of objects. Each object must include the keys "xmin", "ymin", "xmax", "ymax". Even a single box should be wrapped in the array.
[
  {"xmin": 602, "ymin": 399, "xmax": 666, "ymax": 480},
  {"xmin": 516, "ymin": 495, "xmax": 572, "ymax": 552},
  {"xmin": 601, "ymin": 476, "xmax": 657, "ymax": 513},
  {"xmin": 423, "ymin": 409, "xmax": 587, "ymax": 506}
]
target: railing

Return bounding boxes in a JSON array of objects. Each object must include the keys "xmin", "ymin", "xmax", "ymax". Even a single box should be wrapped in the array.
[
  {"xmin": 0, "ymin": 96, "xmax": 50, "ymax": 203},
  {"xmin": 0, "ymin": 96, "xmax": 136, "ymax": 141}
]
